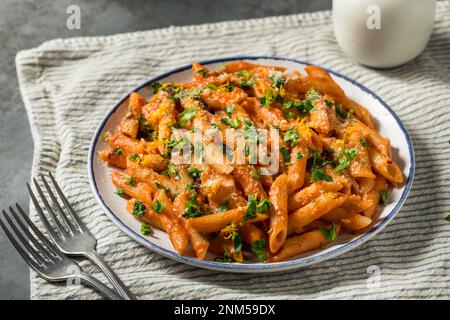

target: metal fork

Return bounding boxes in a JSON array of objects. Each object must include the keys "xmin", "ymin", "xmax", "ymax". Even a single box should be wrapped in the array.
[
  {"xmin": 27, "ymin": 172, "xmax": 136, "ymax": 300},
  {"xmin": 0, "ymin": 204, "xmax": 122, "ymax": 300}
]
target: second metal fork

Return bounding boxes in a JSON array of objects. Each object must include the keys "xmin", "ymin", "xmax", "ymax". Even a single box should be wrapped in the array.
[{"xmin": 27, "ymin": 172, "xmax": 136, "ymax": 300}]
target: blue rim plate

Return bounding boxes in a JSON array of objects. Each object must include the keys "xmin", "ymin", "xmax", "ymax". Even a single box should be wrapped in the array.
[{"xmin": 87, "ymin": 56, "xmax": 415, "ymax": 273}]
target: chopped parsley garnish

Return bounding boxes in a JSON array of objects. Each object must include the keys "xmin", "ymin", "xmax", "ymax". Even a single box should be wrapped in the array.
[
  {"xmin": 132, "ymin": 201, "xmax": 146, "ymax": 217},
  {"xmin": 283, "ymin": 129, "xmax": 301, "ymax": 146},
  {"xmin": 128, "ymin": 154, "xmax": 141, "ymax": 163},
  {"xmin": 186, "ymin": 182, "xmax": 199, "ymax": 191},
  {"xmin": 251, "ymin": 238, "xmax": 268, "ymax": 262},
  {"xmin": 282, "ymin": 98, "xmax": 315, "ymax": 116},
  {"xmin": 269, "ymin": 74, "xmax": 287, "ymax": 89},
  {"xmin": 244, "ymin": 195, "xmax": 271, "ymax": 221},
  {"xmin": 178, "ymin": 107, "xmax": 197, "ymax": 127},
  {"xmin": 225, "ymin": 104, "xmax": 235, "ymax": 117},
  {"xmin": 187, "ymin": 167, "xmax": 202, "ymax": 180},
  {"xmin": 115, "ymin": 188, "xmax": 125, "ymax": 197},
  {"xmin": 360, "ymin": 138, "xmax": 368, "ymax": 149},
  {"xmin": 151, "ymin": 82, "xmax": 162, "ymax": 94},
  {"xmin": 141, "ymin": 223, "xmax": 153, "ymax": 236},
  {"xmin": 182, "ymin": 194, "xmax": 203, "ymax": 218},
  {"xmin": 296, "ymin": 152, "xmax": 305, "ymax": 159},
  {"xmin": 334, "ymin": 147, "xmax": 358, "ymax": 173},
  {"xmin": 237, "ymin": 70, "xmax": 256, "ymax": 89},
  {"xmin": 170, "ymin": 87, "xmax": 202, "ymax": 101},
  {"xmin": 232, "ymin": 231, "xmax": 242, "ymax": 254},
  {"xmin": 280, "ymin": 146, "xmax": 291, "ymax": 163},
  {"xmin": 166, "ymin": 137, "xmax": 184, "ymax": 148},
  {"xmin": 320, "ymin": 223, "xmax": 337, "ymax": 241},
  {"xmin": 101, "ymin": 132, "xmax": 110, "ymax": 142},
  {"xmin": 206, "ymin": 83, "xmax": 219, "ymax": 90},
  {"xmin": 256, "ymin": 198, "xmax": 271, "ymax": 213},
  {"xmin": 325, "ymin": 99, "xmax": 334, "ymax": 107},
  {"xmin": 310, "ymin": 167, "xmax": 332, "ymax": 182},
  {"xmin": 243, "ymin": 195, "xmax": 258, "ymax": 221},
  {"xmin": 259, "ymin": 90, "xmax": 283, "ymax": 107},
  {"xmin": 112, "ymin": 147, "xmax": 123, "ymax": 155},
  {"xmin": 335, "ymin": 104, "xmax": 353, "ymax": 120},
  {"xmin": 152, "ymin": 200, "xmax": 164, "ymax": 213},
  {"xmin": 251, "ymin": 170, "xmax": 260, "ymax": 180},
  {"xmin": 221, "ymin": 117, "xmax": 240, "ymax": 129},
  {"xmin": 216, "ymin": 202, "xmax": 230, "ymax": 213},
  {"xmin": 123, "ymin": 175, "xmax": 135, "ymax": 186},
  {"xmin": 162, "ymin": 163, "xmax": 179, "ymax": 180},
  {"xmin": 380, "ymin": 189, "xmax": 388, "ymax": 205},
  {"xmin": 196, "ymin": 68, "xmax": 208, "ymax": 77},
  {"xmin": 215, "ymin": 255, "xmax": 234, "ymax": 263}
]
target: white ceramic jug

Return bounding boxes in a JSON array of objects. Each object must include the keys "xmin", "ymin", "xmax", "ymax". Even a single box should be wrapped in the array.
[{"xmin": 332, "ymin": 0, "xmax": 436, "ymax": 68}]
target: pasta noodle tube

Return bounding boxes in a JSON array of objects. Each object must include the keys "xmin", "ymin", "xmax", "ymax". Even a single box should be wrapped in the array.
[
  {"xmin": 288, "ymin": 181, "xmax": 343, "ymax": 212},
  {"xmin": 323, "ymin": 208, "xmax": 372, "ymax": 231},
  {"xmin": 111, "ymin": 171, "xmax": 154, "ymax": 206},
  {"xmin": 271, "ymin": 225, "xmax": 341, "ymax": 262},
  {"xmin": 368, "ymin": 147, "xmax": 404, "ymax": 184},
  {"xmin": 288, "ymin": 192, "xmax": 347, "ymax": 235},
  {"xmin": 269, "ymin": 174, "xmax": 288, "ymax": 253},
  {"xmin": 287, "ymin": 144, "xmax": 308, "ymax": 195},
  {"xmin": 126, "ymin": 159, "xmax": 179, "ymax": 192},
  {"xmin": 173, "ymin": 190, "xmax": 209, "ymax": 259},
  {"xmin": 189, "ymin": 207, "xmax": 268, "ymax": 234},
  {"xmin": 98, "ymin": 148, "xmax": 127, "ymax": 169},
  {"xmin": 363, "ymin": 175, "xmax": 388, "ymax": 218},
  {"xmin": 241, "ymin": 223, "xmax": 264, "ymax": 245},
  {"xmin": 154, "ymin": 190, "xmax": 189, "ymax": 254},
  {"xmin": 341, "ymin": 195, "xmax": 373, "ymax": 213}
]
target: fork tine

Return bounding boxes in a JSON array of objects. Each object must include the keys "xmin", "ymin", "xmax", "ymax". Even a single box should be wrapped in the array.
[
  {"xmin": 0, "ymin": 212, "xmax": 41, "ymax": 271},
  {"xmin": 14, "ymin": 203, "xmax": 63, "ymax": 260},
  {"xmin": 27, "ymin": 182, "xmax": 62, "ymax": 241},
  {"xmin": 8, "ymin": 206, "xmax": 57, "ymax": 262},
  {"xmin": 2, "ymin": 209, "xmax": 44, "ymax": 265},
  {"xmin": 31, "ymin": 178, "xmax": 68, "ymax": 238},
  {"xmin": 48, "ymin": 172, "xmax": 87, "ymax": 232},
  {"xmin": 40, "ymin": 174, "xmax": 79, "ymax": 234}
]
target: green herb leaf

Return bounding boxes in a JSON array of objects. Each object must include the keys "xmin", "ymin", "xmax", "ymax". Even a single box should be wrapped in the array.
[
  {"xmin": 196, "ymin": 68, "xmax": 208, "ymax": 77},
  {"xmin": 206, "ymin": 83, "xmax": 219, "ymax": 90},
  {"xmin": 152, "ymin": 200, "xmax": 164, "ymax": 213},
  {"xmin": 216, "ymin": 202, "xmax": 230, "ymax": 213},
  {"xmin": 141, "ymin": 223, "xmax": 153, "ymax": 236},
  {"xmin": 225, "ymin": 104, "xmax": 235, "ymax": 117},
  {"xmin": 232, "ymin": 231, "xmax": 242, "ymax": 254},
  {"xmin": 280, "ymin": 146, "xmax": 291, "ymax": 163},
  {"xmin": 186, "ymin": 182, "xmax": 199, "ymax": 191},
  {"xmin": 151, "ymin": 82, "xmax": 162, "ymax": 94},
  {"xmin": 360, "ymin": 138, "xmax": 368, "ymax": 149},
  {"xmin": 310, "ymin": 167, "xmax": 333, "ymax": 182},
  {"xmin": 221, "ymin": 117, "xmax": 240, "ymax": 129},
  {"xmin": 320, "ymin": 223, "xmax": 337, "ymax": 241},
  {"xmin": 112, "ymin": 147, "xmax": 123, "ymax": 155},
  {"xmin": 251, "ymin": 238, "xmax": 268, "ymax": 262},
  {"xmin": 133, "ymin": 201, "xmax": 146, "ymax": 217},
  {"xmin": 178, "ymin": 107, "xmax": 198, "ymax": 127},
  {"xmin": 333, "ymin": 147, "xmax": 358, "ymax": 173},
  {"xmin": 187, "ymin": 167, "xmax": 201, "ymax": 180},
  {"xmin": 335, "ymin": 104, "xmax": 353, "ymax": 120},
  {"xmin": 296, "ymin": 152, "xmax": 305, "ymax": 159},
  {"xmin": 182, "ymin": 194, "xmax": 203, "ymax": 218},
  {"xmin": 283, "ymin": 129, "xmax": 301, "ymax": 146},
  {"xmin": 128, "ymin": 154, "xmax": 141, "ymax": 163},
  {"xmin": 380, "ymin": 189, "xmax": 388, "ymax": 205},
  {"xmin": 269, "ymin": 74, "xmax": 287, "ymax": 89},
  {"xmin": 243, "ymin": 194, "xmax": 257, "ymax": 221},
  {"xmin": 115, "ymin": 188, "xmax": 125, "ymax": 197},
  {"xmin": 256, "ymin": 198, "xmax": 271, "ymax": 213}
]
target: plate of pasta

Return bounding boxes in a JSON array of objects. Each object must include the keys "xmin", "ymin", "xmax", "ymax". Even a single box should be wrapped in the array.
[{"xmin": 88, "ymin": 56, "xmax": 414, "ymax": 272}]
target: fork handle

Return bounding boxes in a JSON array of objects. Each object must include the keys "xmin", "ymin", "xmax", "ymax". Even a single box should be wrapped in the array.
[
  {"xmin": 78, "ymin": 272, "xmax": 123, "ymax": 300},
  {"xmin": 84, "ymin": 250, "xmax": 137, "ymax": 300}
]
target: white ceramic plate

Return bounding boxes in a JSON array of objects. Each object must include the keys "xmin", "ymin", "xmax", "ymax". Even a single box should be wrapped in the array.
[{"xmin": 88, "ymin": 56, "xmax": 414, "ymax": 273}]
